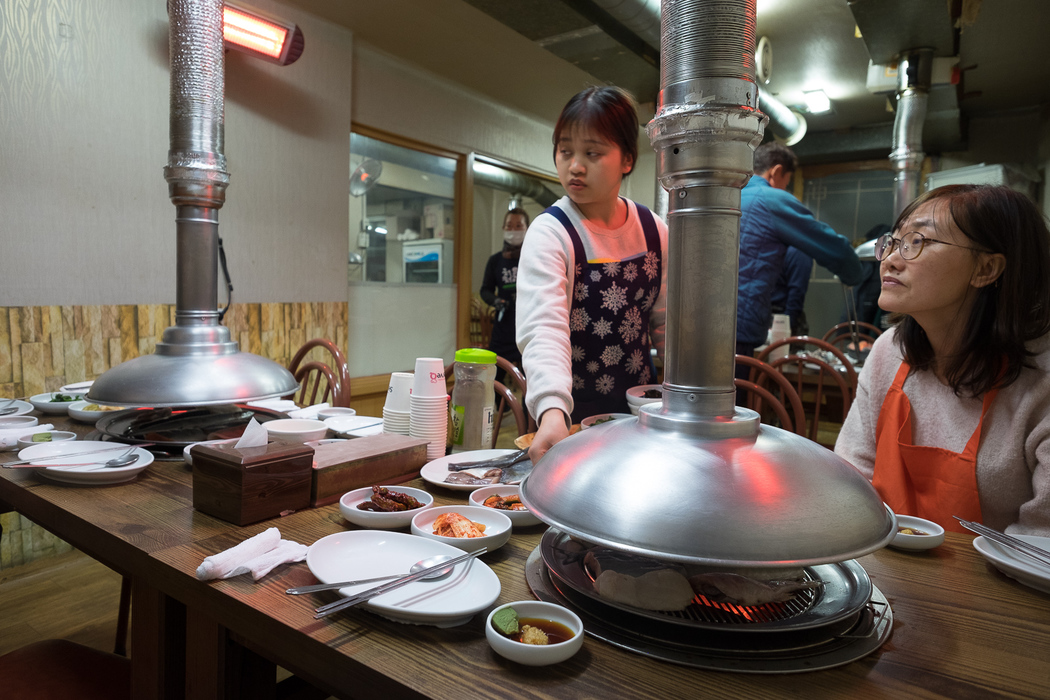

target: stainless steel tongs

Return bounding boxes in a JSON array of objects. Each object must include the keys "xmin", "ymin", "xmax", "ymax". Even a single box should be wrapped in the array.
[{"xmin": 954, "ymin": 517, "xmax": 1050, "ymax": 568}]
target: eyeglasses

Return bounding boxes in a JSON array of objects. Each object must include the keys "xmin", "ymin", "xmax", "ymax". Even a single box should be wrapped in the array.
[{"xmin": 874, "ymin": 231, "xmax": 984, "ymax": 261}]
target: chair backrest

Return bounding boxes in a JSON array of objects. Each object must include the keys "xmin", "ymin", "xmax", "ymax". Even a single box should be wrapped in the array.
[
  {"xmin": 288, "ymin": 338, "xmax": 351, "ymax": 407},
  {"xmin": 756, "ymin": 336, "xmax": 857, "ymax": 446},
  {"xmin": 292, "ymin": 361, "xmax": 342, "ymax": 408},
  {"xmin": 822, "ymin": 321, "xmax": 882, "ymax": 342},
  {"xmin": 445, "ymin": 357, "xmax": 530, "ymax": 447},
  {"xmin": 825, "ymin": 331, "xmax": 878, "ymax": 355},
  {"xmin": 734, "ymin": 355, "xmax": 806, "ymax": 435}
]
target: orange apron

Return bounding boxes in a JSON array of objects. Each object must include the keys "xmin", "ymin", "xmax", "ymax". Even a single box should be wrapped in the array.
[{"xmin": 872, "ymin": 361, "xmax": 998, "ymax": 534}]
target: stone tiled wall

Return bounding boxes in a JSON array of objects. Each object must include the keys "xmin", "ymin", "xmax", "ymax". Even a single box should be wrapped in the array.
[
  {"xmin": 0, "ymin": 301, "xmax": 348, "ymax": 569},
  {"xmin": 0, "ymin": 302, "xmax": 349, "ymax": 398}
]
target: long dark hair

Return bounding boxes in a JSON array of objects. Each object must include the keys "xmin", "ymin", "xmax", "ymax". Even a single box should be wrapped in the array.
[
  {"xmin": 552, "ymin": 86, "xmax": 639, "ymax": 176},
  {"xmin": 891, "ymin": 184, "xmax": 1050, "ymax": 396}
]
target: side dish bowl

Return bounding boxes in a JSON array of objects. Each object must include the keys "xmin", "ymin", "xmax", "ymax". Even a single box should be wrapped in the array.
[
  {"xmin": 625, "ymin": 384, "xmax": 662, "ymax": 415},
  {"xmin": 263, "ymin": 418, "xmax": 328, "ymax": 444},
  {"xmin": 67, "ymin": 400, "xmax": 128, "ymax": 424},
  {"xmin": 29, "ymin": 392, "xmax": 85, "ymax": 415},
  {"xmin": 339, "ymin": 486, "xmax": 434, "ymax": 529},
  {"xmin": 580, "ymin": 412, "xmax": 633, "ymax": 429},
  {"xmin": 411, "ymin": 505, "xmax": 511, "ymax": 553},
  {"xmin": 469, "ymin": 484, "xmax": 543, "ymax": 527},
  {"xmin": 17, "ymin": 431, "xmax": 77, "ymax": 449},
  {"xmin": 890, "ymin": 515, "xmax": 945, "ymax": 551},
  {"xmin": 485, "ymin": 600, "xmax": 584, "ymax": 666}
]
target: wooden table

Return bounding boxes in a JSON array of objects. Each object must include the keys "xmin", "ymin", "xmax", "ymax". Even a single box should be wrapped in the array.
[{"xmin": 3, "ymin": 418, "xmax": 1050, "ymax": 699}]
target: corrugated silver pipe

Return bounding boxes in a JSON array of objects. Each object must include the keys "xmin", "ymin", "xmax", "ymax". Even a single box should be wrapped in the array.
[
  {"xmin": 645, "ymin": 0, "xmax": 766, "ymax": 432},
  {"xmin": 87, "ymin": 0, "xmax": 297, "ymax": 407},
  {"xmin": 890, "ymin": 48, "xmax": 933, "ymax": 217},
  {"xmin": 520, "ymin": 0, "xmax": 893, "ymax": 567}
]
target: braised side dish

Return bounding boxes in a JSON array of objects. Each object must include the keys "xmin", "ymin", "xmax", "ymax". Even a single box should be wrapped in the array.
[
  {"xmin": 82, "ymin": 403, "xmax": 125, "ymax": 412},
  {"xmin": 357, "ymin": 486, "xmax": 425, "ymax": 512},
  {"xmin": 432, "ymin": 512, "xmax": 487, "ymax": 538},
  {"xmin": 482, "ymin": 494, "xmax": 527, "ymax": 511},
  {"xmin": 642, "ymin": 389, "xmax": 662, "ymax": 399}
]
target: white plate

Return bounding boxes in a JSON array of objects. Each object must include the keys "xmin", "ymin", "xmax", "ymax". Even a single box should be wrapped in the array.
[
  {"xmin": 0, "ymin": 400, "xmax": 33, "ymax": 418},
  {"xmin": 67, "ymin": 400, "xmax": 130, "ymax": 424},
  {"xmin": 29, "ymin": 392, "xmax": 84, "ymax": 415},
  {"xmin": 420, "ymin": 449, "xmax": 519, "ymax": 492},
  {"xmin": 973, "ymin": 534, "xmax": 1050, "ymax": 594},
  {"xmin": 16, "ymin": 441, "xmax": 154, "ymax": 485},
  {"xmin": 60, "ymin": 381, "xmax": 94, "ymax": 393},
  {"xmin": 306, "ymin": 530, "xmax": 500, "ymax": 627},
  {"xmin": 324, "ymin": 415, "xmax": 384, "ymax": 437}
]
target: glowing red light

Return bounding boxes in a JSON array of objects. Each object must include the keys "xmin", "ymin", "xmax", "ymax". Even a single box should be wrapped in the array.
[{"xmin": 223, "ymin": 6, "xmax": 288, "ymax": 60}]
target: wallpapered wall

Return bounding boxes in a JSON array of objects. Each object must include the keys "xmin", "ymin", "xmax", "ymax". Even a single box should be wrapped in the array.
[{"xmin": 0, "ymin": 302, "xmax": 348, "ymax": 399}]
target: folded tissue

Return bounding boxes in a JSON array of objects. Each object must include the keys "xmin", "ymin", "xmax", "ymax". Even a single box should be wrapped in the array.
[{"xmin": 196, "ymin": 527, "xmax": 308, "ymax": 581}]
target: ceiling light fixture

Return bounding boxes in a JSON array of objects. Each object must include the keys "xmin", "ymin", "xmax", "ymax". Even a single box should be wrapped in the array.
[
  {"xmin": 803, "ymin": 89, "xmax": 832, "ymax": 114},
  {"xmin": 223, "ymin": 2, "xmax": 304, "ymax": 65}
]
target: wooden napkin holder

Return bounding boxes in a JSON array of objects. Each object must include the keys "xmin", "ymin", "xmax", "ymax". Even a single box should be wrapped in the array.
[
  {"xmin": 191, "ymin": 442, "xmax": 314, "ymax": 526},
  {"xmin": 310, "ymin": 434, "xmax": 430, "ymax": 506}
]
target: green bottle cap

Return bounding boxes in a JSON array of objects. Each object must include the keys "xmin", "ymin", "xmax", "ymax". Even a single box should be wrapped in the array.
[{"xmin": 454, "ymin": 348, "xmax": 497, "ymax": 364}]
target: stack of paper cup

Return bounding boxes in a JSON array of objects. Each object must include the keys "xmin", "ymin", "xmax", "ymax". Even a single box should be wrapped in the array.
[
  {"xmin": 382, "ymin": 372, "xmax": 413, "ymax": 436},
  {"xmin": 409, "ymin": 357, "xmax": 449, "ymax": 460}
]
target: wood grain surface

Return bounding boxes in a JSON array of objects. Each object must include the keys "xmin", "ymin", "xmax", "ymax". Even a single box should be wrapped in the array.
[{"xmin": 2, "ymin": 416, "xmax": 1049, "ymax": 699}]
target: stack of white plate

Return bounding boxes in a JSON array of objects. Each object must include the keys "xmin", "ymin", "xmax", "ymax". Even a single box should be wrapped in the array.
[
  {"xmin": 409, "ymin": 358, "xmax": 449, "ymax": 460},
  {"xmin": 382, "ymin": 371, "xmax": 413, "ymax": 436}
]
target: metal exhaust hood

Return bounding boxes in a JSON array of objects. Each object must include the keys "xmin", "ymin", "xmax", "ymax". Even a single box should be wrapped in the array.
[{"xmin": 87, "ymin": 0, "xmax": 297, "ymax": 407}]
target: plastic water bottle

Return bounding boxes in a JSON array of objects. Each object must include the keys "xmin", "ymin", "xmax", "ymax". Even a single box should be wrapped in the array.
[
  {"xmin": 449, "ymin": 349, "xmax": 497, "ymax": 453},
  {"xmin": 769, "ymin": 314, "xmax": 791, "ymax": 362}
]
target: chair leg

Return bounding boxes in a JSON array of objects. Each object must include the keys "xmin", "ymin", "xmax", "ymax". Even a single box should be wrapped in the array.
[{"xmin": 114, "ymin": 575, "xmax": 132, "ymax": 656}]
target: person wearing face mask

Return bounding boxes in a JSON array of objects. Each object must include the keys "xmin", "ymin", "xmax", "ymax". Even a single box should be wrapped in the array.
[{"xmin": 480, "ymin": 207, "xmax": 531, "ymax": 370}]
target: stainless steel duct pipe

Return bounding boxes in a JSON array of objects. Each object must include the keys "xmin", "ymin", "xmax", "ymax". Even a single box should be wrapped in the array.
[
  {"xmin": 890, "ymin": 48, "xmax": 933, "ymax": 217},
  {"xmin": 88, "ymin": 0, "xmax": 297, "ymax": 407},
  {"xmin": 590, "ymin": 0, "xmax": 806, "ymax": 144},
  {"xmin": 521, "ymin": 0, "xmax": 893, "ymax": 568}
]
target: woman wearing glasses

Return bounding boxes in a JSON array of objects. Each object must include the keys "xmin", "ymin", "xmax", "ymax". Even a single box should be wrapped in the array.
[{"xmin": 835, "ymin": 184, "xmax": 1050, "ymax": 535}]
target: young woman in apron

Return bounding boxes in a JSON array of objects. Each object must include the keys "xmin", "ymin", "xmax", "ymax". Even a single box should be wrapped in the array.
[
  {"xmin": 517, "ymin": 86, "xmax": 668, "ymax": 463},
  {"xmin": 835, "ymin": 185, "xmax": 1050, "ymax": 535}
]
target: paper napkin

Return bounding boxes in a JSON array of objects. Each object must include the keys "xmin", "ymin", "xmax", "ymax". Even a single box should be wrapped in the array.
[{"xmin": 235, "ymin": 417, "xmax": 269, "ymax": 449}]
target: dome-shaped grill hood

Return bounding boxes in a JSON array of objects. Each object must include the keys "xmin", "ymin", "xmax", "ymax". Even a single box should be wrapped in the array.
[{"xmin": 519, "ymin": 0, "xmax": 894, "ymax": 567}]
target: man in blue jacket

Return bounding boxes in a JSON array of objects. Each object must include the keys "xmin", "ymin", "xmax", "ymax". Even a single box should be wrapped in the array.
[{"xmin": 737, "ymin": 143, "xmax": 863, "ymax": 369}]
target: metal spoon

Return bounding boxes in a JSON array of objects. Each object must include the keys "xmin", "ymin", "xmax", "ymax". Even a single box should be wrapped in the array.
[
  {"xmin": 286, "ymin": 554, "xmax": 456, "ymax": 595},
  {"xmin": 0, "ymin": 407, "xmax": 16, "ymax": 416},
  {"xmin": 84, "ymin": 451, "xmax": 141, "ymax": 470}
]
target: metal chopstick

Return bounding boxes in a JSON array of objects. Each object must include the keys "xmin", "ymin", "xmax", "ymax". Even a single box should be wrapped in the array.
[
  {"xmin": 313, "ymin": 547, "xmax": 486, "ymax": 619},
  {"xmin": 954, "ymin": 517, "xmax": 1050, "ymax": 568}
]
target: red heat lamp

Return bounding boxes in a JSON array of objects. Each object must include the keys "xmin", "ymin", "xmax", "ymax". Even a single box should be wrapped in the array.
[{"xmin": 223, "ymin": 2, "xmax": 304, "ymax": 66}]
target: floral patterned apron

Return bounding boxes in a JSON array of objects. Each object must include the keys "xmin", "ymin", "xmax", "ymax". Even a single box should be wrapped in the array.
[{"xmin": 546, "ymin": 201, "xmax": 662, "ymax": 423}]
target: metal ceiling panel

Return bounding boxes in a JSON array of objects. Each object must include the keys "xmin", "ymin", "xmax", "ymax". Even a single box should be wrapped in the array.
[{"xmin": 848, "ymin": 0, "xmax": 957, "ymax": 62}]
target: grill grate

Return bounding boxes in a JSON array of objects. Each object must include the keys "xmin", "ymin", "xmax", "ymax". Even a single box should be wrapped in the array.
[{"xmin": 678, "ymin": 573, "xmax": 821, "ymax": 625}]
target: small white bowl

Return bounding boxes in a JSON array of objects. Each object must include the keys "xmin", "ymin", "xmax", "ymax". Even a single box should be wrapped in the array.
[
  {"xmin": 29, "ymin": 392, "xmax": 84, "ymax": 415},
  {"xmin": 625, "ymin": 384, "xmax": 663, "ymax": 415},
  {"xmin": 263, "ymin": 418, "xmax": 328, "ymax": 444},
  {"xmin": 890, "ymin": 515, "xmax": 945, "ymax": 551},
  {"xmin": 17, "ymin": 431, "xmax": 77, "ymax": 449},
  {"xmin": 0, "ymin": 415, "xmax": 38, "ymax": 430},
  {"xmin": 411, "ymin": 505, "xmax": 512, "ymax": 553},
  {"xmin": 580, "ymin": 412, "xmax": 633, "ymax": 430},
  {"xmin": 317, "ymin": 406, "xmax": 356, "ymax": 420},
  {"xmin": 340, "ymin": 485, "xmax": 434, "ymax": 529},
  {"xmin": 469, "ymin": 485, "xmax": 543, "ymax": 527},
  {"xmin": 485, "ymin": 600, "xmax": 584, "ymax": 666}
]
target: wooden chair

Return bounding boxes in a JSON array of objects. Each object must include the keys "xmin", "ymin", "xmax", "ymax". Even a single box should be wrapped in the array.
[
  {"xmin": 822, "ymin": 321, "xmax": 882, "ymax": 344},
  {"xmin": 287, "ymin": 338, "xmax": 351, "ymax": 407},
  {"xmin": 734, "ymin": 355, "xmax": 806, "ymax": 435},
  {"xmin": 495, "ymin": 356, "xmax": 533, "ymax": 432},
  {"xmin": 470, "ymin": 296, "xmax": 495, "ymax": 349},
  {"xmin": 444, "ymin": 359, "xmax": 529, "ymax": 447},
  {"xmin": 756, "ymin": 336, "xmax": 858, "ymax": 447},
  {"xmin": 0, "ymin": 639, "xmax": 130, "ymax": 700}
]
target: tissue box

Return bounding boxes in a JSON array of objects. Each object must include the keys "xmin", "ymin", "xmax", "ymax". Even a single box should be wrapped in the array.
[
  {"xmin": 310, "ymin": 434, "xmax": 430, "ymax": 506},
  {"xmin": 191, "ymin": 442, "xmax": 314, "ymax": 526}
]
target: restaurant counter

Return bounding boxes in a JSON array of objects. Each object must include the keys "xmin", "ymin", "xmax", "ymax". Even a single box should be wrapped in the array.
[{"xmin": 2, "ymin": 416, "xmax": 1049, "ymax": 699}]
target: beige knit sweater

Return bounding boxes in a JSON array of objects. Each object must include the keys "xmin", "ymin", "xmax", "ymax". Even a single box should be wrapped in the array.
[{"xmin": 835, "ymin": 326, "xmax": 1050, "ymax": 535}]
